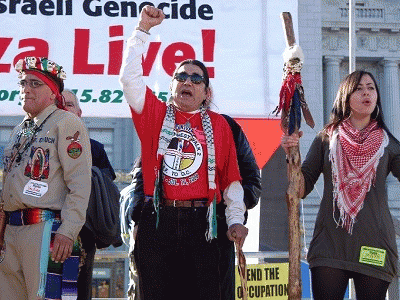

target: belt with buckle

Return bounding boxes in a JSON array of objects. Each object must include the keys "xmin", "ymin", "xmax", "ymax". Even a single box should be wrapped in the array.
[{"xmin": 145, "ymin": 196, "xmax": 208, "ymax": 208}]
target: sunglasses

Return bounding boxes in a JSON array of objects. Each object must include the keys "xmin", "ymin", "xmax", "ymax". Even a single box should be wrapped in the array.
[{"xmin": 174, "ymin": 72, "xmax": 205, "ymax": 84}]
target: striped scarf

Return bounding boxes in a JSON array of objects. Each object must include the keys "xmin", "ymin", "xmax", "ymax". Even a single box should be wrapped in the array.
[
  {"xmin": 329, "ymin": 119, "xmax": 388, "ymax": 234},
  {"xmin": 156, "ymin": 103, "xmax": 217, "ymax": 241}
]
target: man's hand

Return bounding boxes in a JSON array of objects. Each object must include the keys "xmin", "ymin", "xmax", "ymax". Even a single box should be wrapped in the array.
[
  {"xmin": 51, "ymin": 233, "xmax": 73, "ymax": 263},
  {"xmin": 227, "ymin": 223, "xmax": 248, "ymax": 250},
  {"xmin": 138, "ymin": 5, "xmax": 165, "ymax": 32}
]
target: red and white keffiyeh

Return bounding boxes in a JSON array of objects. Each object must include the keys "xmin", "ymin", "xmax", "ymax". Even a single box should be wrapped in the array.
[{"xmin": 329, "ymin": 119, "xmax": 388, "ymax": 234}]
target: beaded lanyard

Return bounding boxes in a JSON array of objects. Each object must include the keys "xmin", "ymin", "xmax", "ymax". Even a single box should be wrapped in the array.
[
  {"xmin": 5, "ymin": 111, "xmax": 55, "ymax": 173},
  {"xmin": 6, "ymin": 126, "xmax": 37, "ymax": 172}
]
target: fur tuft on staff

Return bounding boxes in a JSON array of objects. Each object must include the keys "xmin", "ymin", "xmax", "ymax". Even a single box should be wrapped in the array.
[{"xmin": 274, "ymin": 31, "xmax": 314, "ymax": 134}]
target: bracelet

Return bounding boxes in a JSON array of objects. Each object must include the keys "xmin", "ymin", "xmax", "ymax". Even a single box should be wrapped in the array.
[{"xmin": 135, "ymin": 26, "xmax": 150, "ymax": 35}]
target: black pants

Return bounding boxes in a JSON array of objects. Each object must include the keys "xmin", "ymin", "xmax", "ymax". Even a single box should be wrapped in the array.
[
  {"xmin": 135, "ymin": 202, "xmax": 221, "ymax": 300},
  {"xmin": 311, "ymin": 266, "xmax": 390, "ymax": 300},
  {"xmin": 217, "ymin": 210, "xmax": 236, "ymax": 300}
]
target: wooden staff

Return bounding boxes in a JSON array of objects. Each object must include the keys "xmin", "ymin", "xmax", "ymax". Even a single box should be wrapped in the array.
[
  {"xmin": 236, "ymin": 242, "xmax": 247, "ymax": 300},
  {"xmin": 277, "ymin": 12, "xmax": 315, "ymax": 300},
  {"xmin": 232, "ymin": 230, "xmax": 248, "ymax": 300}
]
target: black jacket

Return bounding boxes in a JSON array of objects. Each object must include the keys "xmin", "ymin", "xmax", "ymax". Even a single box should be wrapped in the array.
[
  {"xmin": 90, "ymin": 138, "xmax": 116, "ymax": 180},
  {"xmin": 128, "ymin": 115, "xmax": 261, "ymax": 225},
  {"xmin": 221, "ymin": 114, "xmax": 261, "ymax": 210},
  {"xmin": 81, "ymin": 139, "xmax": 121, "ymax": 248}
]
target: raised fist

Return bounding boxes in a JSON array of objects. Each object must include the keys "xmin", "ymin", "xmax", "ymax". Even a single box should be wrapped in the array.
[{"xmin": 139, "ymin": 5, "xmax": 165, "ymax": 32}]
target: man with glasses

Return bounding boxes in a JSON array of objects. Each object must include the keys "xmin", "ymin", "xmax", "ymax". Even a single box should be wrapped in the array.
[
  {"xmin": 0, "ymin": 57, "xmax": 92, "ymax": 300},
  {"xmin": 120, "ymin": 6, "xmax": 250, "ymax": 300}
]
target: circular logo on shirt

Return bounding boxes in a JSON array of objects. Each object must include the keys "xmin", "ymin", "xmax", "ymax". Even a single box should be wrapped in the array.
[
  {"xmin": 67, "ymin": 142, "xmax": 83, "ymax": 159},
  {"xmin": 163, "ymin": 128, "xmax": 203, "ymax": 179}
]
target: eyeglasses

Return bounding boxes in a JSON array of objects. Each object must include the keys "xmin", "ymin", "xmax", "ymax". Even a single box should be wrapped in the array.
[
  {"xmin": 18, "ymin": 80, "xmax": 45, "ymax": 89},
  {"xmin": 174, "ymin": 72, "xmax": 205, "ymax": 84}
]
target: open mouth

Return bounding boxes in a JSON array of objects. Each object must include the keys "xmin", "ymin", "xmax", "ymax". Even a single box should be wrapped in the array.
[{"xmin": 181, "ymin": 90, "xmax": 193, "ymax": 97}]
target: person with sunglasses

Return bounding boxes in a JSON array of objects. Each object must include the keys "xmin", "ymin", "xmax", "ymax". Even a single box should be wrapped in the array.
[
  {"xmin": 121, "ymin": 115, "xmax": 261, "ymax": 300},
  {"xmin": 119, "ymin": 5, "xmax": 248, "ymax": 300},
  {"xmin": 0, "ymin": 57, "xmax": 92, "ymax": 300}
]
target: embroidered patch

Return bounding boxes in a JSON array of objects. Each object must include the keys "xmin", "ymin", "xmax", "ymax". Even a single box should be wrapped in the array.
[
  {"xmin": 359, "ymin": 246, "xmax": 386, "ymax": 267},
  {"xmin": 24, "ymin": 146, "xmax": 50, "ymax": 180},
  {"xmin": 0, "ymin": 242, "xmax": 6, "ymax": 264},
  {"xmin": 66, "ymin": 131, "xmax": 83, "ymax": 159}
]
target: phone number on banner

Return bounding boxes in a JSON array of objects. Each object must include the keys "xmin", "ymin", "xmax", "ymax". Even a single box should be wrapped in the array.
[
  {"xmin": 0, "ymin": 89, "xmax": 169, "ymax": 104},
  {"xmin": 71, "ymin": 89, "xmax": 123, "ymax": 103},
  {"xmin": 72, "ymin": 89, "xmax": 170, "ymax": 103}
]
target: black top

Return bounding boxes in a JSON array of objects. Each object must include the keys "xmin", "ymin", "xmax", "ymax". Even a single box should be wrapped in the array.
[{"xmin": 303, "ymin": 131, "xmax": 400, "ymax": 282}]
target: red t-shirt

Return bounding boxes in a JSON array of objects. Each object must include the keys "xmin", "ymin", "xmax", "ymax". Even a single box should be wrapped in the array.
[{"xmin": 131, "ymin": 87, "xmax": 241, "ymax": 202}]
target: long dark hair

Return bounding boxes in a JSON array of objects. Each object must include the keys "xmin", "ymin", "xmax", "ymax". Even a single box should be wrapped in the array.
[{"xmin": 323, "ymin": 70, "xmax": 388, "ymax": 134}]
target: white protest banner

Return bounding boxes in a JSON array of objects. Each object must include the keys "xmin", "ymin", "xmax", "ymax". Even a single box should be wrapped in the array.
[{"xmin": 0, "ymin": 0, "xmax": 298, "ymax": 119}]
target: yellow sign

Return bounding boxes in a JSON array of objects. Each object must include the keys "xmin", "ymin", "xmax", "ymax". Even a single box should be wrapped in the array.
[{"xmin": 235, "ymin": 263, "xmax": 289, "ymax": 299}]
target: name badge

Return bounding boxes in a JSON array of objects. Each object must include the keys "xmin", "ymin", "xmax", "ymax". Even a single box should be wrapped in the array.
[
  {"xmin": 359, "ymin": 246, "xmax": 386, "ymax": 267},
  {"xmin": 23, "ymin": 179, "xmax": 48, "ymax": 198}
]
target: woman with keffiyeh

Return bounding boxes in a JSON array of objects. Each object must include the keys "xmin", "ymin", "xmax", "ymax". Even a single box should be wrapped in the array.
[
  {"xmin": 282, "ymin": 70, "xmax": 400, "ymax": 300},
  {"xmin": 119, "ymin": 5, "xmax": 247, "ymax": 300}
]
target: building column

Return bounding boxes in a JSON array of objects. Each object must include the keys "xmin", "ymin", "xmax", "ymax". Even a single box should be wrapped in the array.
[
  {"xmin": 382, "ymin": 58, "xmax": 400, "ymax": 140},
  {"xmin": 324, "ymin": 56, "xmax": 344, "ymax": 123}
]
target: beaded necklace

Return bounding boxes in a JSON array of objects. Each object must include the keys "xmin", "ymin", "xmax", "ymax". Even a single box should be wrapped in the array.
[{"xmin": 175, "ymin": 108, "xmax": 199, "ymax": 130}]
